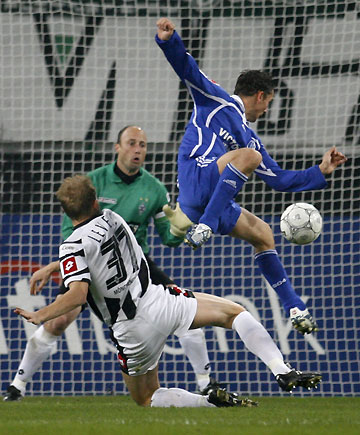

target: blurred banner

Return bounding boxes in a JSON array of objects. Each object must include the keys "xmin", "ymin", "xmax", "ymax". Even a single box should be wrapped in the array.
[{"xmin": 0, "ymin": 1, "xmax": 359, "ymax": 150}]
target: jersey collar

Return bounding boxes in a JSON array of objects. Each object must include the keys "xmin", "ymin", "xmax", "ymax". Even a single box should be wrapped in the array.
[
  {"xmin": 73, "ymin": 211, "xmax": 102, "ymax": 231},
  {"xmin": 113, "ymin": 162, "xmax": 142, "ymax": 184},
  {"xmin": 108, "ymin": 162, "xmax": 143, "ymax": 184},
  {"xmin": 231, "ymin": 94, "xmax": 245, "ymax": 112}
]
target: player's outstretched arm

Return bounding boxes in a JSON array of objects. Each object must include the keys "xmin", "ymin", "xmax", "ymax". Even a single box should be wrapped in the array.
[
  {"xmin": 156, "ymin": 17, "xmax": 175, "ymax": 41},
  {"xmin": 30, "ymin": 260, "xmax": 60, "ymax": 295},
  {"xmin": 16, "ymin": 281, "xmax": 88, "ymax": 325},
  {"xmin": 319, "ymin": 146, "xmax": 347, "ymax": 175},
  {"xmin": 155, "ymin": 17, "xmax": 228, "ymax": 101}
]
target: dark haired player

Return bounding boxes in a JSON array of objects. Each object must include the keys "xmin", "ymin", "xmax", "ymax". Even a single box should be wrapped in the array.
[{"xmin": 156, "ymin": 18, "xmax": 347, "ymax": 335}]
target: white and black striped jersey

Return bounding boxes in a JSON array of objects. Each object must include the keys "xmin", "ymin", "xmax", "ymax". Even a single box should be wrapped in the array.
[{"xmin": 59, "ymin": 209, "xmax": 149, "ymax": 326}]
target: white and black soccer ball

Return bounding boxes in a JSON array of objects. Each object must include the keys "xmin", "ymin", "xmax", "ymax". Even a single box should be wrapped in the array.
[{"xmin": 280, "ymin": 203, "xmax": 323, "ymax": 245}]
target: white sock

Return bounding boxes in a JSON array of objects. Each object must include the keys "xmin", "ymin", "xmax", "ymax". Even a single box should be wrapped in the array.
[
  {"xmin": 12, "ymin": 325, "xmax": 59, "ymax": 394},
  {"xmin": 178, "ymin": 329, "xmax": 211, "ymax": 390},
  {"xmin": 232, "ymin": 311, "xmax": 291, "ymax": 376},
  {"xmin": 195, "ymin": 374, "xmax": 211, "ymax": 391},
  {"xmin": 150, "ymin": 387, "xmax": 215, "ymax": 408}
]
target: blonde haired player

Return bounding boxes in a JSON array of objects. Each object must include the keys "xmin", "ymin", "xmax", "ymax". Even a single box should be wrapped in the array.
[{"xmin": 15, "ymin": 175, "xmax": 321, "ymax": 407}]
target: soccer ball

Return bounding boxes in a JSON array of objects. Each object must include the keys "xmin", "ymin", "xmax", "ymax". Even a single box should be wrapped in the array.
[{"xmin": 280, "ymin": 203, "xmax": 323, "ymax": 245}]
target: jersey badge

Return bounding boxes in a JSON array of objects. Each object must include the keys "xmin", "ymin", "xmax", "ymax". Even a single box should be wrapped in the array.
[
  {"xmin": 118, "ymin": 353, "xmax": 128, "ymax": 370},
  {"xmin": 138, "ymin": 197, "xmax": 149, "ymax": 215},
  {"xmin": 62, "ymin": 257, "xmax": 78, "ymax": 275},
  {"xmin": 246, "ymin": 138, "xmax": 261, "ymax": 150}
]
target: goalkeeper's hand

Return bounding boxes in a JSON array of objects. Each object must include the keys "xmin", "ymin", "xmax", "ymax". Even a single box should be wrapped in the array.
[{"xmin": 163, "ymin": 203, "xmax": 193, "ymax": 238}]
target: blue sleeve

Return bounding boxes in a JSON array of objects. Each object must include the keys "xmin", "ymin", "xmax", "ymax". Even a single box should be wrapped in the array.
[
  {"xmin": 255, "ymin": 148, "xmax": 328, "ymax": 192},
  {"xmin": 156, "ymin": 31, "xmax": 229, "ymax": 101}
]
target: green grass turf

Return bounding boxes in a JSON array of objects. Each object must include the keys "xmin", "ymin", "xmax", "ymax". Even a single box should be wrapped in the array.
[{"xmin": 0, "ymin": 396, "xmax": 359, "ymax": 435}]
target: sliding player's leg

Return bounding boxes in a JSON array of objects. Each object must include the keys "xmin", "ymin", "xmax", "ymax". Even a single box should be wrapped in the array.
[
  {"xmin": 192, "ymin": 292, "xmax": 321, "ymax": 391},
  {"xmin": 122, "ymin": 365, "xmax": 214, "ymax": 407},
  {"xmin": 122, "ymin": 365, "xmax": 160, "ymax": 407},
  {"xmin": 123, "ymin": 358, "xmax": 255, "ymax": 408},
  {"xmin": 145, "ymin": 255, "xmax": 220, "ymax": 393},
  {"xmin": 229, "ymin": 208, "xmax": 318, "ymax": 334},
  {"xmin": 113, "ymin": 284, "xmax": 255, "ymax": 408},
  {"xmin": 3, "ymin": 297, "xmax": 81, "ymax": 401}
]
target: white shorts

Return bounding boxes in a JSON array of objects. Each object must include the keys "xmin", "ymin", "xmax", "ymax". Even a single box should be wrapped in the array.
[{"xmin": 110, "ymin": 284, "xmax": 198, "ymax": 376}]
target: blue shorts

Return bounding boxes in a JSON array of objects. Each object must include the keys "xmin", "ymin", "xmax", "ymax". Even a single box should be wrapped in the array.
[{"xmin": 177, "ymin": 157, "xmax": 241, "ymax": 235}]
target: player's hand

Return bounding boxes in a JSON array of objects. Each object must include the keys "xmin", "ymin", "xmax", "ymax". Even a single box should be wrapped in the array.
[
  {"xmin": 157, "ymin": 18, "xmax": 176, "ymax": 41},
  {"xmin": 163, "ymin": 202, "xmax": 193, "ymax": 238},
  {"xmin": 14, "ymin": 308, "xmax": 42, "ymax": 325},
  {"xmin": 319, "ymin": 146, "xmax": 347, "ymax": 175},
  {"xmin": 30, "ymin": 261, "xmax": 60, "ymax": 295}
]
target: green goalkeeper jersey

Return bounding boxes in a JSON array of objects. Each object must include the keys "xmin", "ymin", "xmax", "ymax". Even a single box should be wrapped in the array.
[{"xmin": 61, "ymin": 162, "xmax": 183, "ymax": 254}]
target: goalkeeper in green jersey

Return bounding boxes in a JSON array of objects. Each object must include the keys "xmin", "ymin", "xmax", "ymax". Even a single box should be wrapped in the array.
[{"xmin": 4, "ymin": 126, "xmax": 219, "ymax": 402}]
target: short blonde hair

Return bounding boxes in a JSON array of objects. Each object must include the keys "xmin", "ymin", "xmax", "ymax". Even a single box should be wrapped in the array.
[{"xmin": 56, "ymin": 175, "xmax": 97, "ymax": 220}]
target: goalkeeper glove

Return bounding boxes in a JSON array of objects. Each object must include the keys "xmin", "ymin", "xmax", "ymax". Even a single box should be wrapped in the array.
[{"xmin": 163, "ymin": 202, "xmax": 193, "ymax": 238}]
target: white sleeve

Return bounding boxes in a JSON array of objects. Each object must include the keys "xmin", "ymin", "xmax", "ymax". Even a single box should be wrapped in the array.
[{"xmin": 59, "ymin": 242, "xmax": 91, "ymax": 288}]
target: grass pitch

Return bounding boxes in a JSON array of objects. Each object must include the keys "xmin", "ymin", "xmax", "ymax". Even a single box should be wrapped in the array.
[{"xmin": 0, "ymin": 396, "xmax": 359, "ymax": 435}]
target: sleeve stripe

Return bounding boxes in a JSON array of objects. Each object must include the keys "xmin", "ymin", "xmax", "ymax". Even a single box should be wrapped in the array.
[
  {"xmin": 63, "ymin": 267, "xmax": 90, "ymax": 282},
  {"xmin": 59, "ymin": 249, "xmax": 85, "ymax": 261},
  {"xmin": 63, "ymin": 278, "xmax": 91, "ymax": 289},
  {"xmin": 62, "ymin": 239, "xmax": 82, "ymax": 245},
  {"xmin": 154, "ymin": 211, "xmax": 165, "ymax": 219}
]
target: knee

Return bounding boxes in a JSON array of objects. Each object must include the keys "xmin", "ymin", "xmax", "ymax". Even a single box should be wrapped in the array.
[
  {"xmin": 227, "ymin": 305, "xmax": 245, "ymax": 328},
  {"xmin": 133, "ymin": 389, "xmax": 158, "ymax": 407},
  {"xmin": 133, "ymin": 395, "xmax": 152, "ymax": 407},
  {"xmin": 253, "ymin": 220, "xmax": 275, "ymax": 251},
  {"xmin": 44, "ymin": 314, "xmax": 73, "ymax": 336},
  {"xmin": 261, "ymin": 221, "xmax": 275, "ymax": 249},
  {"xmin": 232, "ymin": 148, "xmax": 262, "ymax": 174},
  {"xmin": 221, "ymin": 303, "xmax": 245, "ymax": 329}
]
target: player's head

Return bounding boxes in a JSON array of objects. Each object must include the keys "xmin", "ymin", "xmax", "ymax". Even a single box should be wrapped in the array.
[
  {"xmin": 234, "ymin": 70, "xmax": 275, "ymax": 122},
  {"xmin": 56, "ymin": 175, "xmax": 99, "ymax": 222},
  {"xmin": 115, "ymin": 125, "xmax": 147, "ymax": 175}
]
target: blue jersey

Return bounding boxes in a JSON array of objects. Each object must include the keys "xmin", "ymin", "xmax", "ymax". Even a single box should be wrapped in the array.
[{"xmin": 156, "ymin": 31, "xmax": 327, "ymax": 194}]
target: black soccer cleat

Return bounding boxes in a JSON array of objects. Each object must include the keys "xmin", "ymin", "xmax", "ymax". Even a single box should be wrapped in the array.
[
  {"xmin": 3, "ymin": 385, "xmax": 23, "ymax": 402},
  {"xmin": 200, "ymin": 377, "xmax": 223, "ymax": 395},
  {"xmin": 276, "ymin": 369, "xmax": 322, "ymax": 392},
  {"xmin": 207, "ymin": 388, "xmax": 258, "ymax": 408}
]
